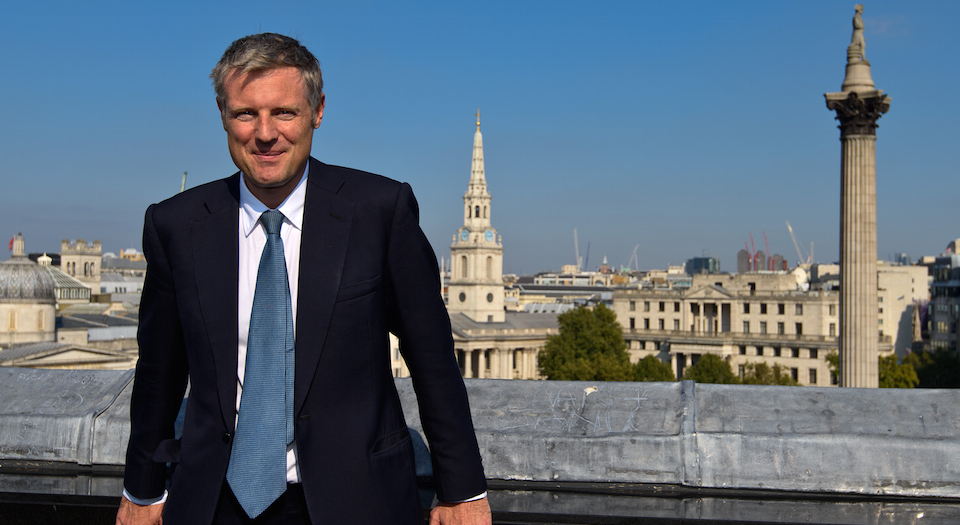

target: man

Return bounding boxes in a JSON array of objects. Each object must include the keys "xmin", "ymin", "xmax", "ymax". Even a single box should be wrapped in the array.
[{"xmin": 117, "ymin": 33, "xmax": 490, "ymax": 525}]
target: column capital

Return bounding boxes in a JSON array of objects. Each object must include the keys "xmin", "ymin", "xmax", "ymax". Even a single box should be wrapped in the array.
[{"xmin": 825, "ymin": 90, "xmax": 891, "ymax": 137}]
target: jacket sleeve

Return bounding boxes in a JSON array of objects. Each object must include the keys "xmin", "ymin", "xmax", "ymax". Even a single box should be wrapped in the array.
[
  {"xmin": 383, "ymin": 183, "xmax": 487, "ymax": 502},
  {"xmin": 123, "ymin": 204, "xmax": 190, "ymax": 500}
]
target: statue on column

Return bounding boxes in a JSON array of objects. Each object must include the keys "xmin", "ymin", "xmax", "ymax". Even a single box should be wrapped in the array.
[{"xmin": 847, "ymin": 4, "xmax": 866, "ymax": 64}]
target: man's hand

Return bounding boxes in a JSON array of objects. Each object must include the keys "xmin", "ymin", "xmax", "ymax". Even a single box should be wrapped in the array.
[
  {"xmin": 116, "ymin": 495, "xmax": 164, "ymax": 525},
  {"xmin": 429, "ymin": 498, "xmax": 492, "ymax": 525}
]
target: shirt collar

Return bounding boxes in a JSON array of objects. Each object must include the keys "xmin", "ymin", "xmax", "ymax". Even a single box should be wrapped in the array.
[{"xmin": 239, "ymin": 164, "xmax": 308, "ymax": 237}]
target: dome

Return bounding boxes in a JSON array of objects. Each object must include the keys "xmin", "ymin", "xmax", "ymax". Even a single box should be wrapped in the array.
[
  {"xmin": 0, "ymin": 258, "xmax": 56, "ymax": 304},
  {"xmin": 0, "ymin": 234, "xmax": 56, "ymax": 304}
]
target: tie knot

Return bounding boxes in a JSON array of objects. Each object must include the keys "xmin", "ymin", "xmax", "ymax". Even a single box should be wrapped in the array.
[{"xmin": 260, "ymin": 210, "xmax": 284, "ymax": 236}]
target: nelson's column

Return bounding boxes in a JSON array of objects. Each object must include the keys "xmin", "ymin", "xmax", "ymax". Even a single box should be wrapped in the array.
[{"xmin": 825, "ymin": 4, "xmax": 891, "ymax": 388}]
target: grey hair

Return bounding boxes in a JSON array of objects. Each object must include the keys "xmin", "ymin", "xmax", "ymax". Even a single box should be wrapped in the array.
[{"xmin": 211, "ymin": 33, "xmax": 323, "ymax": 112}]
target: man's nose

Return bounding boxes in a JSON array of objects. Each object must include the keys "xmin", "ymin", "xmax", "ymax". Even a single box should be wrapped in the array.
[{"xmin": 254, "ymin": 117, "xmax": 279, "ymax": 143}]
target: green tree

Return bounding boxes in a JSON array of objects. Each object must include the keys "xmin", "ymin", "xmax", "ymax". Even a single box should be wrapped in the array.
[
  {"xmin": 537, "ymin": 304, "xmax": 632, "ymax": 381},
  {"xmin": 634, "ymin": 355, "xmax": 676, "ymax": 382},
  {"xmin": 681, "ymin": 354, "xmax": 739, "ymax": 384},
  {"xmin": 902, "ymin": 349, "xmax": 960, "ymax": 388},
  {"xmin": 826, "ymin": 351, "xmax": 921, "ymax": 388},
  {"xmin": 878, "ymin": 354, "xmax": 919, "ymax": 388},
  {"xmin": 741, "ymin": 362, "xmax": 800, "ymax": 386}
]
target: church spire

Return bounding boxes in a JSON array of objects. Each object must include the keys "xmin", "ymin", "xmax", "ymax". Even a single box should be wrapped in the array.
[{"xmin": 470, "ymin": 109, "xmax": 486, "ymax": 187}]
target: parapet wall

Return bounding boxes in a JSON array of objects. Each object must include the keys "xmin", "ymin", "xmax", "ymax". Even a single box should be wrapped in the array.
[{"xmin": 2, "ymin": 367, "xmax": 959, "ymax": 499}]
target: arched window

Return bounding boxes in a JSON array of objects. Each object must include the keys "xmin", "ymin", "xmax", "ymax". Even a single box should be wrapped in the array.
[
  {"xmin": 475, "ymin": 206, "xmax": 480, "ymax": 218},
  {"xmin": 466, "ymin": 205, "xmax": 471, "ymax": 219},
  {"xmin": 486, "ymin": 256, "xmax": 493, "ymax": 279},
  {"xmin": 461, "ymin": 256, "xmax": 468, "ymax": 278},
  {"xmin": 483, "ymin": 206, "xmax": 487, "ymax": 218}
]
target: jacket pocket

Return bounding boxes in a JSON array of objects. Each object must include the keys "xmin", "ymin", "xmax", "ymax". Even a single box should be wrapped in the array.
[{"xmin": 335, "ymin": 274, "xmax": 382, "ymax": 302}]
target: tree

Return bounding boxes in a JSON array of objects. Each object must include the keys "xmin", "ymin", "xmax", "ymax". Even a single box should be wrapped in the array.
[
  {"xmin": 537, "ymin": 304, "xmax": 633, "ymax": 381},
  {"xmin": 826, "ymin": 351, "xmax": 921, "ymax": 388},
  {"xmin": 681, "ymin": 354, "xmax": 739, "ymax": 384},
  {"xmin": 902, "ymin": 349, "xmax": 960, "ymax": 388},
  {"xmin": 634, "ymin": 355, "xmax": 676, "ymax": 382},
  {"xmin": 741, "ymin": 362, "xmax": 800, "ymax": 386}
]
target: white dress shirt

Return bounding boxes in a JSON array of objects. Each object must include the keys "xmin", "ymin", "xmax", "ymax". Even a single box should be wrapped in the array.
[{"xmin": 238, "ymin": 166, "xmax": 308, "ymax": 484}]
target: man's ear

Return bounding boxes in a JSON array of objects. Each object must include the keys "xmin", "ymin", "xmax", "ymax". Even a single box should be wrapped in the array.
[
  {"xmin": 313, "ymin": 94, "xmax": 325, "ymax": 129},
  {"xmin": 217, "ymin": 98, "xmax": 227, "ymax": 130}
]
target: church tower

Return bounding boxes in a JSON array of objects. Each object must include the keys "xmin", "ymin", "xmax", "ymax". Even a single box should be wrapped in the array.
[{"xmin": 448, "ymin": 111, "xmax": 504, "ymax": 323}]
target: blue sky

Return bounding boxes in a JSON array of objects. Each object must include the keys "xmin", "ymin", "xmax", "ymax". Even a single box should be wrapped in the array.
[{"xmin": 1, "ymin": 1, "xmax": 956, "ymax": 275}]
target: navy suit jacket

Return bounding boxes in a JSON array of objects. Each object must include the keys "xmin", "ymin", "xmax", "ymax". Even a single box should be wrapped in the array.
[{"xmin": 123, "ymin": 158, "xmax": 486, "ymax": 524}]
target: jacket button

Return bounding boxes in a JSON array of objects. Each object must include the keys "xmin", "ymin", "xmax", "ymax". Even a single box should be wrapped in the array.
[{"xmin": 222, "ymin": 432, "xmax": 232, "ymax": 443}]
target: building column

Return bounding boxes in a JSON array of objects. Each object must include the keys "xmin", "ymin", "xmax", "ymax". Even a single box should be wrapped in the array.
[{"xmin": 463, "ymin": 348, "xmax": 473, "ymax": 378}]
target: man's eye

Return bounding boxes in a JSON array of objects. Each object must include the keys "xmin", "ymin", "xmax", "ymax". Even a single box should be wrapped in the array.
[{"xmin": 234, "ymin": 111, "xmax": 254, "ymax": 121}]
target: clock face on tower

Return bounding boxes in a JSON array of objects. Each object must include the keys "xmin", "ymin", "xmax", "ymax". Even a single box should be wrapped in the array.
[
  {"xmin": 485, "ymin": 229, "xmax": 494, "ymax": 242},
  {"xmin": 460, "ymin": 229, "xmax": 470, "ymax": 242}
]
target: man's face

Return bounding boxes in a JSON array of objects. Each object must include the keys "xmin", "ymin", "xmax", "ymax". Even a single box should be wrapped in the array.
[{"xmin": 218, "ymin": 66, "xmax": 324, "ymax": 201}]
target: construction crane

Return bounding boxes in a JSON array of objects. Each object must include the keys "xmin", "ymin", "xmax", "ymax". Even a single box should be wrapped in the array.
[
  {"xmin": 573, "ymin": 229, "xmax": 581, "ymax": 272},
  {"xmin": 785, "ymin": 221, "xmax": 812, "ymax": 265},
  {"xmin": 621, "ymin": 244, "xmax": 640, "ymax": 271}
]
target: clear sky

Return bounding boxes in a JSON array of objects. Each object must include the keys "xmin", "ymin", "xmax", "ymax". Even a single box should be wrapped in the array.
[{"xmin": 1, "ymin": 1, "xmax": 957, "ymax": 275}]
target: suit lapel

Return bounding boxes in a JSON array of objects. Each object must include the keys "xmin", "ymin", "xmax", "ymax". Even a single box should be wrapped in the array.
[
  {"xmin": 192, "ymin": 174, "xmax": 241, "ymax": 430},
  {"xmin": 295, "ymin": 159, "xmax": 354, "ymax": 414}
]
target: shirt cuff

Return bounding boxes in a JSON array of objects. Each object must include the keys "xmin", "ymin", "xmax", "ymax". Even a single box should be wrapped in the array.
[
  {"xmin": 448, "ymin": 491, "xmax": 487, "ymax": 503},
  {"xmin": 123, "ymin": 488, "xmax": 168, "ymax": 506}
]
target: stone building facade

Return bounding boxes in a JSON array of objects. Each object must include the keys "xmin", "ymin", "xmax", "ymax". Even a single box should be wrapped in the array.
[{"xmin": 611, "ymin": 273, "xmax": 898, "ymax": 386}]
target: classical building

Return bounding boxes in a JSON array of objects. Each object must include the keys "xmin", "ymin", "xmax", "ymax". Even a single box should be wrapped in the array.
[
  {"xmin": 825, "ymin": 5, "xmax": 891, "ymax": 387},
  {"xmin": 389, "ymin": 114, "xmax": 559, "ymax": 380},
  {"xmin": 447, "ymin": 111, "xmax": 505, "ymax": 323},
  {"xmin": 60, "ymin": 239, "xmax": 102, "ymax": 293},
  {"xmin": 0, "ymin": 234, "xmax": 56, "ymax": 347}
]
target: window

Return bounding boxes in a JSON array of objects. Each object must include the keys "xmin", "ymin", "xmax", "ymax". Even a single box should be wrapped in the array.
[
  {"xmin": 810, "ymin": 349, "xmax": 818, "ymax": 359},
  {"xmin": 658, "ymin": 319, "xmax": 665, "ymax": 330},
  {"xmin": 809, "ymin": 369, "xmax": 818, "ymax": 384},
  {"xmin": 743, "ymin": 321, "xmax": 750, "ymax": 333},
  {"xmin": 659, "ymin": 301, "xmax": 665, "ymax": 312},
  {"xmin": 674, "ymin": 302, "xmax": 680, "ymax": 312},
  {"xmin": 791, "ymin": 348, "xmax": 800, "ymax": 358},
  {"xmin": 795, "ymin": 304, "xmax": 803, "ymax": 315},
  {"xmin": 795, "ymin": 323, "xmax": 802, "ymax": 335},
  {"xmin": 760, "ymin": 303, "xmax": 768, "ymax": 314},
  {"xmin": 829, "ymin": 323, "xmax": 836, "ymax": 336},
  {"xmin": 739, "ymin": 365, "xmax": 745, "ymax": 378},
  {"xmin": 461, "ymin": 256, "xmax": 468, "ymax": 278},
  {"xmin": 673, "ymin": 319, "xmax": 680, "ymax": 330},
  {"xmin": 774, "ymin": 347, "xmax": 782, "ymax": 357},
  {"xmin": 757, "ymin": 347, "xmax": 764, "ymax": 356},
  {"xmin": 829, "ymin": 304, "xmax": 836, "ymax": 316},
  {"xmin": 629, "ymin": 318, "xmax": 635, "ymax": 329},
  {"xmin": 879, "ymin": 296, "xmax": 883, "ymax": 303},
  {"xmin": 791, "ymin": 368, "xmax": 799, "ymax": 381},
  {"xmin": 644, "ymin": 318, "xmax": 650, "ymax": 329},
  {"xmin": 629, "ymin": 301, "xmax": 636, "ymax": 312},
  {"xmin": 743, "ymin": 303, "xmax": 750, "ymax": 314},
  {"xmin": 778, "ymin": 303, "xmax": 785, "ymax": 315},
  {"xmin": 878, "ymin": 307, "xmax": 883, "ymax": 314},
  {"xmin": 739, "ymin": 346, "xmax": 747, "ymax": 355},
  {"xmin": 760, "ymin": 321, "xmax": 767, "ymax": 334},
  {"xmin": 777, "ymin": 322, "xmax": 785, "ymax": 335},
  {"xmin": 486, "ymin": 256, "xmax": 493, "ymax": 279},
  {"xmin": 644, "ymin": 301, "xmax": 650, "ymax": 312}
]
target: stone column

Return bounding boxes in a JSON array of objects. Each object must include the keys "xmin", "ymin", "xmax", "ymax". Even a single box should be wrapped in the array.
[
  {"xmin": 825, "ymin": 5, "xmax": 890, "ymax": 388},
  {"xmin": 463, "ymin": 348, "xmax": 473, "ymax": 378}
]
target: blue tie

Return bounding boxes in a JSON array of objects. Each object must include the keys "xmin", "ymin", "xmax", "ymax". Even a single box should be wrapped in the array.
[{"xmin": 227, "ymin": 210, "xmax": 295, "ymax": 518}]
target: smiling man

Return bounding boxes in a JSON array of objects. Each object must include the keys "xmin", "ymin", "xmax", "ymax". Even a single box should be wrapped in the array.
[{"xmin": 117, "ymin": 33, "xmax": 490, "ymax": 525}]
